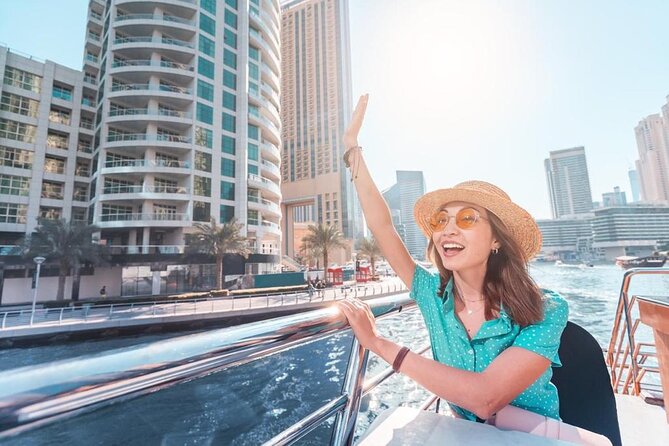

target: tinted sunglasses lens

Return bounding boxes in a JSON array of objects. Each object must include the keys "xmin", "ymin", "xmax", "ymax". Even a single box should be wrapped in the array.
[
  {"xmin": 429, "ymin": 210, "xmax": 448, "ymax": 231},
  {"xmin": 456, "ymin": 208, "xmax": 478, "ymax": 229}
]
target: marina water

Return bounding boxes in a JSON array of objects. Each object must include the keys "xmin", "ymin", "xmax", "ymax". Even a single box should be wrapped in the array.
[{"xmin": 2, "ymin": 264, "xmax": 667, "ymax": 445}]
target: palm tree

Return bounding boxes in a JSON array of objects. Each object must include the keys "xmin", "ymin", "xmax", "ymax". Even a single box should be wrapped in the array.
[
  {"xmin": 301, "ymin": 224, "xmax": 347, "ymax": 274},
  {"xmin": 298, "ymin": 239, "xmax": 323, "ymax": 268},
  {"xmin": 357, "ymin": 237, "xmax": 382, "ymax": 278},
  {"xmin": 185, "ymin": 218, "xmax": 250, "ymax": 290},
  {"xmin": 20, "ymin": 218, "xmax": 106, "ymax": 301}
]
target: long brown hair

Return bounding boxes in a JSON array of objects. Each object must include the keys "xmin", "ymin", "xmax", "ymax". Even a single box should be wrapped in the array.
[{"xmin": 426, "ymin": 212, "xmax": 543, "ymax": 327}]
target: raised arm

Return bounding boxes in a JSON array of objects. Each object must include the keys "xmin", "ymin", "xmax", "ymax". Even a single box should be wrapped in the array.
[{"xmin": 343, "ymin": 95, "xmax": 416, "ymax": 288}]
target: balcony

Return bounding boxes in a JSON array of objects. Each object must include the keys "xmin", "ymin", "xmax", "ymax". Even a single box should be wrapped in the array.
[
  {"xmin": 260, "ymin": 159, "xmax": 280, "ymax": 180},
  {"xmin": 114, "ymin": 13, "xmax": 196, "ymax": 27},
  {"xmin": 98, "ymin": 212, "xmax": 191, "ymax": 228},
  {"xmin": 261, "ymin": 140, "xmax": 280, "ymax": 163},
  {"xmin": 248, "ymin": 195, "xmax": 281, "ymax": 217},
  {"xmin": 113, "ymin": 36, "xmax": 194, "ymax": 50},
  {"xmin": 108, "ymin": 244, "xmax": 186, "ymax": 255},
  {"xmin": 261, "ymin": 220, "xmax": 281, "ymax": 236},
  {"xmin": 248, "ymin": 173, "xmax": 280, "ymax": 198}
]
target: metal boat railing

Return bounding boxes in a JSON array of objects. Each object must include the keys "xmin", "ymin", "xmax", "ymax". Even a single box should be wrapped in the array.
[
  {"xmin": 606, "ymin": 268, "xmax": 668, "ymax": 399},
  {"xmin": 0, "ymin": 293, "xmax": 415, "ymax": 444}
]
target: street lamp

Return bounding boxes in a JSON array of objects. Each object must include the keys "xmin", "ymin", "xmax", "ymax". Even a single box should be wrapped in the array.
[{"xmin": 30, "ymin": 256, "xmax": 46, "ymax": 326}]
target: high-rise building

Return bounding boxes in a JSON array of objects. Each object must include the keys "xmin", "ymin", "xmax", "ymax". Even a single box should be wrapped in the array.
[
  {"xmin": 628, "ymin": 169, "xmax": 640, "ymax": 202},
  {"xmin": 382, "ymin": 171, "xmax": 427, "ymax": 260},
  {"xmin": 544, "ymin": 146, "xmax": 594, "ymax": 218},
  {"xmin": 87, "ymin": 0, "xmax": 282, "ymax": 260},
  {"xmin": 635, "ymin": 112, "xmax": 669, "ymax": 204},
  {"xmin": 0, "ymin": 0, "xmax": 285, "ymax": 302},
  {"xmin": 279, "ymin": 0, "xmax": 359, "ymax": 266},
  {"xmin": 602, "ymin": 186, "xmax": 627, "ymax": 207},
  {"xmin": 0, "ymin": 46, "xmax": 93, "ymax": 244}
]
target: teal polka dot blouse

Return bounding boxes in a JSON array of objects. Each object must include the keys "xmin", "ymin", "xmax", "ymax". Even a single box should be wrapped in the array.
[{"xmin": 409, "ymin": 263, "xmax": 569, "ymax": 421}]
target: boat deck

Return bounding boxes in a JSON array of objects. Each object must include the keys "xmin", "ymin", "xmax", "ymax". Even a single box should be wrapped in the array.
[{"xmin": 616, "ymin": 394, "xmax": 668, "ymax": 445}]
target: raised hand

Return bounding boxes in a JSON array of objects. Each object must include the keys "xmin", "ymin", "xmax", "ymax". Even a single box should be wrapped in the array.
[{"xmin": 343, "ymin": 94, "xmax": 369, "ymax": 166}]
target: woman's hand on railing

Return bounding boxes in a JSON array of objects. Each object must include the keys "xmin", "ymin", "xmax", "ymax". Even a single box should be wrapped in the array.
[{"xmin": 337, "ymin": 297, "xmax": 381, "ymax": 352}]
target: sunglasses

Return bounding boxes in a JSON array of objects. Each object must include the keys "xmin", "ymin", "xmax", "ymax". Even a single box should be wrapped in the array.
[{"xmin": 428, "ymin": 207, "xmax": 488, "ymax": 231}]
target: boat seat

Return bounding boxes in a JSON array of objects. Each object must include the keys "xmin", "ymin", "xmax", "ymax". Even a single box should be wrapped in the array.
[{"xmin": 550, "ymin": 321, "xmax": 622, "ymax": 446}]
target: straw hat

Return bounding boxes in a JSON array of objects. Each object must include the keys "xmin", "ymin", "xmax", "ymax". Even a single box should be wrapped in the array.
[{"xmin": 413, "ymin": 180, "xmax": 542, "ymax": 261}]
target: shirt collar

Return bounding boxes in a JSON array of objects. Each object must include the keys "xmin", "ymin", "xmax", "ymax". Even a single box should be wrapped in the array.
[{"xmin": 441, "ymin": 277, "xmax": 514, "ymax": 339}]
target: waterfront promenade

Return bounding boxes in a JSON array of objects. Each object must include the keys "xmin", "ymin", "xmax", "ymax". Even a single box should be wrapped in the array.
[{"xmin": 0, "ymin": 277, "xmax": 407, "ymax": 342}]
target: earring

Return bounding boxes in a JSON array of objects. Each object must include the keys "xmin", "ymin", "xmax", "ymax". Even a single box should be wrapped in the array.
[{"xmin": 492, "ymin": 247, "xmax": 499, "ymax": 255}]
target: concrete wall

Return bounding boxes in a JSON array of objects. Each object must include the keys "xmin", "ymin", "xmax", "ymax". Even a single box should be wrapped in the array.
[{"xmin": 1, "ymin": 267, "xmax": 122, "ymax": 305}]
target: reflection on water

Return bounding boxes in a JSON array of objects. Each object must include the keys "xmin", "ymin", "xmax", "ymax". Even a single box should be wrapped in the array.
[{"xmin": 2, "ymin": 264, "xmax": 668, "ymax": 444}]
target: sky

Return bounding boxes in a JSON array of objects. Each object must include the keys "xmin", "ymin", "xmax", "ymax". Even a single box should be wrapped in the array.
[{"xmin": 1, "ymin": 0, "xmax": 669, "ymax": 219}]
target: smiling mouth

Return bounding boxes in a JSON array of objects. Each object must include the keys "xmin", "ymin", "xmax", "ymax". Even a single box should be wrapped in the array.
[{"xmin": 442, "ymin": 243, "xmax": 464, "ymax": 256}]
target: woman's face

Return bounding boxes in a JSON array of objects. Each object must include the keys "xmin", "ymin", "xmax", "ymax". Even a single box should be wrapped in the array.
[{"xmin": 430, "ymin": 201, "xmax": 499, "ymax": 273}]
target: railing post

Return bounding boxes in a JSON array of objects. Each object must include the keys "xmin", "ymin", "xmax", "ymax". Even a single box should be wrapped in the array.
[
  {"xmin": 58, "ymin": 308, "xmax": 64, "ymax": 325},
  {"xmin": 331, "ymin": 338, "xmax": 370, "ymax": 446},
  {"xmin": 109, "ymin": 304, "xmax": 113, "ymax": 317},
  {"xmin": 153, "ymin": 303, "xmax": 157, "ymax": 316},
  {"xmin": 1, "ymin": 312, "xmax": 7, "ymax": 329}
]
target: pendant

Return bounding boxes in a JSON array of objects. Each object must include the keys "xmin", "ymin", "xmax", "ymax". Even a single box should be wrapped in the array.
[{"xmin": 467, "ymin": 309, "xmax": 473, "ymax": 315}]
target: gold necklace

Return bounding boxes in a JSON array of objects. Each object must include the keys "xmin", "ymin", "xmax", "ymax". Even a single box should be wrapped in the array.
[{"xmin": 454, "ymin": 283, "xmax": 486, "ymax": 314}]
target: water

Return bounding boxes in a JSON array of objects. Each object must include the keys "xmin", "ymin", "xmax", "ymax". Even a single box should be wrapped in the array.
[{"xmin": 2, "ymin": 264, "xmax": 668, "ymax": 445}]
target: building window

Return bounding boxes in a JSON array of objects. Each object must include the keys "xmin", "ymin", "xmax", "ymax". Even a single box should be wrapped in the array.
[
  {"xmin": 248, "ymin": 164, "xmax": 258, "ymax": 175},
  {"xmin": 223, "ymin": 91, "xmax": 236, "ymax": 111},
  {"xmin": 197, "ymin": 79, "xmax": 214, "ymax": 102},
  {"xmin": 193, "ymin": 201, "xmax": 211, "ymax": 222},
  {"xmin": 0, "ymin": 119, "xmax": 37, "ymax": 143},
  {"xmin": 0, "ymin": 174, "xmax": 30, "ymax": 196},
  {"xmin": 0, "ymin": 203, "xmax": 28, "ymax": 223},
  {"xmin": 198, "ymin": 57, "xmax": 215, "ymax": 80},
  {"xmin": 52, "ymin": 84, "xmax": 73, "ymax": 101},
  {"xmin": 194, "ymin": 176, "xmax": 211, "ymax": 197},
  {"xmin": 101, "ymin": 204, "xmax": 133, "ymax": 222},
  {"xmin": 220, "ymin": 181, "xmax": 235, "ymax": 200},
  {"xmin": 222, "ymin": 112, "xmax": 236, "ymax": 132},
  {"xmin": 195, "ymin": 126, "xmax": 213, "ymax": 149},
  {"xmin": 223, "ymin": 70, "xmax": 236, "ymax": 89},
  {"xmin": 72, "ymin": 208, "xmax": 87, "ymax": 222},
  {"xmin": 201, "ymin": 0, "xmax": 216, "ymax": 15},
  {"xmin": 224, "ymin": 9, "xmax": 237, "ymax": 29},
  {"xmin": 247, "ymin": 209, "xmax": 259, "ymax": 225},
  {"xmin": 195, "ymin": 151, "xmax": 212, "ymax": 172},
  {"xmin": 49, "ymin": 107, "xmax": 71, "ymax": 125},
  {"xmin": 47, "ymin": 131, "xmax": 69, "ymax": 149},
  {"xmin": 224, "ymin": 29, "xmax": 237, "ymax": 48},
  {"xmin": 196, "ymin": 102, "xmax": 214, "ymax": 125},
  {"xmin": 44, "ymin": 156, "xmax": 66, "ymax": 174},
  {"xmin": 0, "ymin": 146, "xmax": 33, "ymax": 169},
  {"xmin": 199, "ymin": 34, "xmax": 215, "ymax": 57},
  {"xmin": 248, "ymin": 143, "xmax": 258, "ymax": 161},
  {"xmin": 222, "ymin": 135, "xmax": 235, "ymax": 154},
  {"xmin": 248, "ymin": 124, "xmax": 259, "ymax": 140},
  {"xmin": 39, "ymin": 206, "xmax": 62, "ymax": 220},
  {"xmin": 223, "ymin": 49, "xmax": 237, "ymax": 69},
  {"xmin": 73, "ymin": 183, "xmax": 89, "ymax": 202},
  {"xmin": 249, "ymin": 62, "xmax": 259, "ymax": 81},
  {"xmin": 3, "ymin": 67, "xmax": 41, "ymax": 92},
  {"xmin": 220, "ymin": 205, "xmax": 234, "ymax": 223},
  {"xmin": 249, "ymin": 46, "xmax": 259, "ymax": 61},
  {"xmin": 0, "ymin": 92, "xmax": 39, "ymax": 117},
  {"xmin": 41, "ymin": 181, "xmax": 65, "ymax": 199},
  {"xmin": 199, "ymin": 13, "xmax": 216, "ymax": 36},
  {"xmin": 225, "ymin": 0, "xmax": 237, "ymax": 10},
  {"xmin": 154, "ymin": 178, "xmax": 179, "ymax": 193},
  {"xmin": 221, "ymin": 158, "xmax": 235, "ymax": 177}
]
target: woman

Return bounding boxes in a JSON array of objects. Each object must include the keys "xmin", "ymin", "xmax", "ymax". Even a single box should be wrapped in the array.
[{"xmin": 337, "ymin": 96, "xmax": 610, "ymax": 445}]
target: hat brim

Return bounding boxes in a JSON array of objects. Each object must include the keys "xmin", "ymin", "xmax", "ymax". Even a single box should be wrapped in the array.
[{"xmin": 414, "ymin": 188, "xmax": 542, "ymax": 261}]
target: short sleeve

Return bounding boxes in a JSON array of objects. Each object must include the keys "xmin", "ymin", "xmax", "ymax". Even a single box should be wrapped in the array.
[
  {"xmin": 512, "ymin": 291, "xmax": 569, "ymax": 367},
  {"xmin": 409, "ymin": 263, "xmax": 440, "ymax": 304}
]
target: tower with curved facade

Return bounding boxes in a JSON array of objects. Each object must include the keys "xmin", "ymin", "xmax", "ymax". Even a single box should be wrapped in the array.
[{"xmin": 85, "ymin": 0, "xmax": 282, "ymax": 264}]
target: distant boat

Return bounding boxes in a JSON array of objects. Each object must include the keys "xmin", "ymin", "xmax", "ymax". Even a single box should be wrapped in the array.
[
  {"xmin": 615, "ymin": 255, "xmax": 667, "ymax": 269},
  {"xmin": 555, "ymin": 260, "xmax": 593, "ymax": 269}
]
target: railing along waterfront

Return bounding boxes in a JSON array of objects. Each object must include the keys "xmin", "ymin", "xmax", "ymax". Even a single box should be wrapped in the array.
[
  {"xmin": 606, "ymin": 268, "xmax": 669, "ymax": 398},
  {"xmin": 0, "ymin": 282, "xmax": 408, "ymax": 331},
  {"xmin": 0, "ymin": 291, "xmax": 413, "ymax": 445}
]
